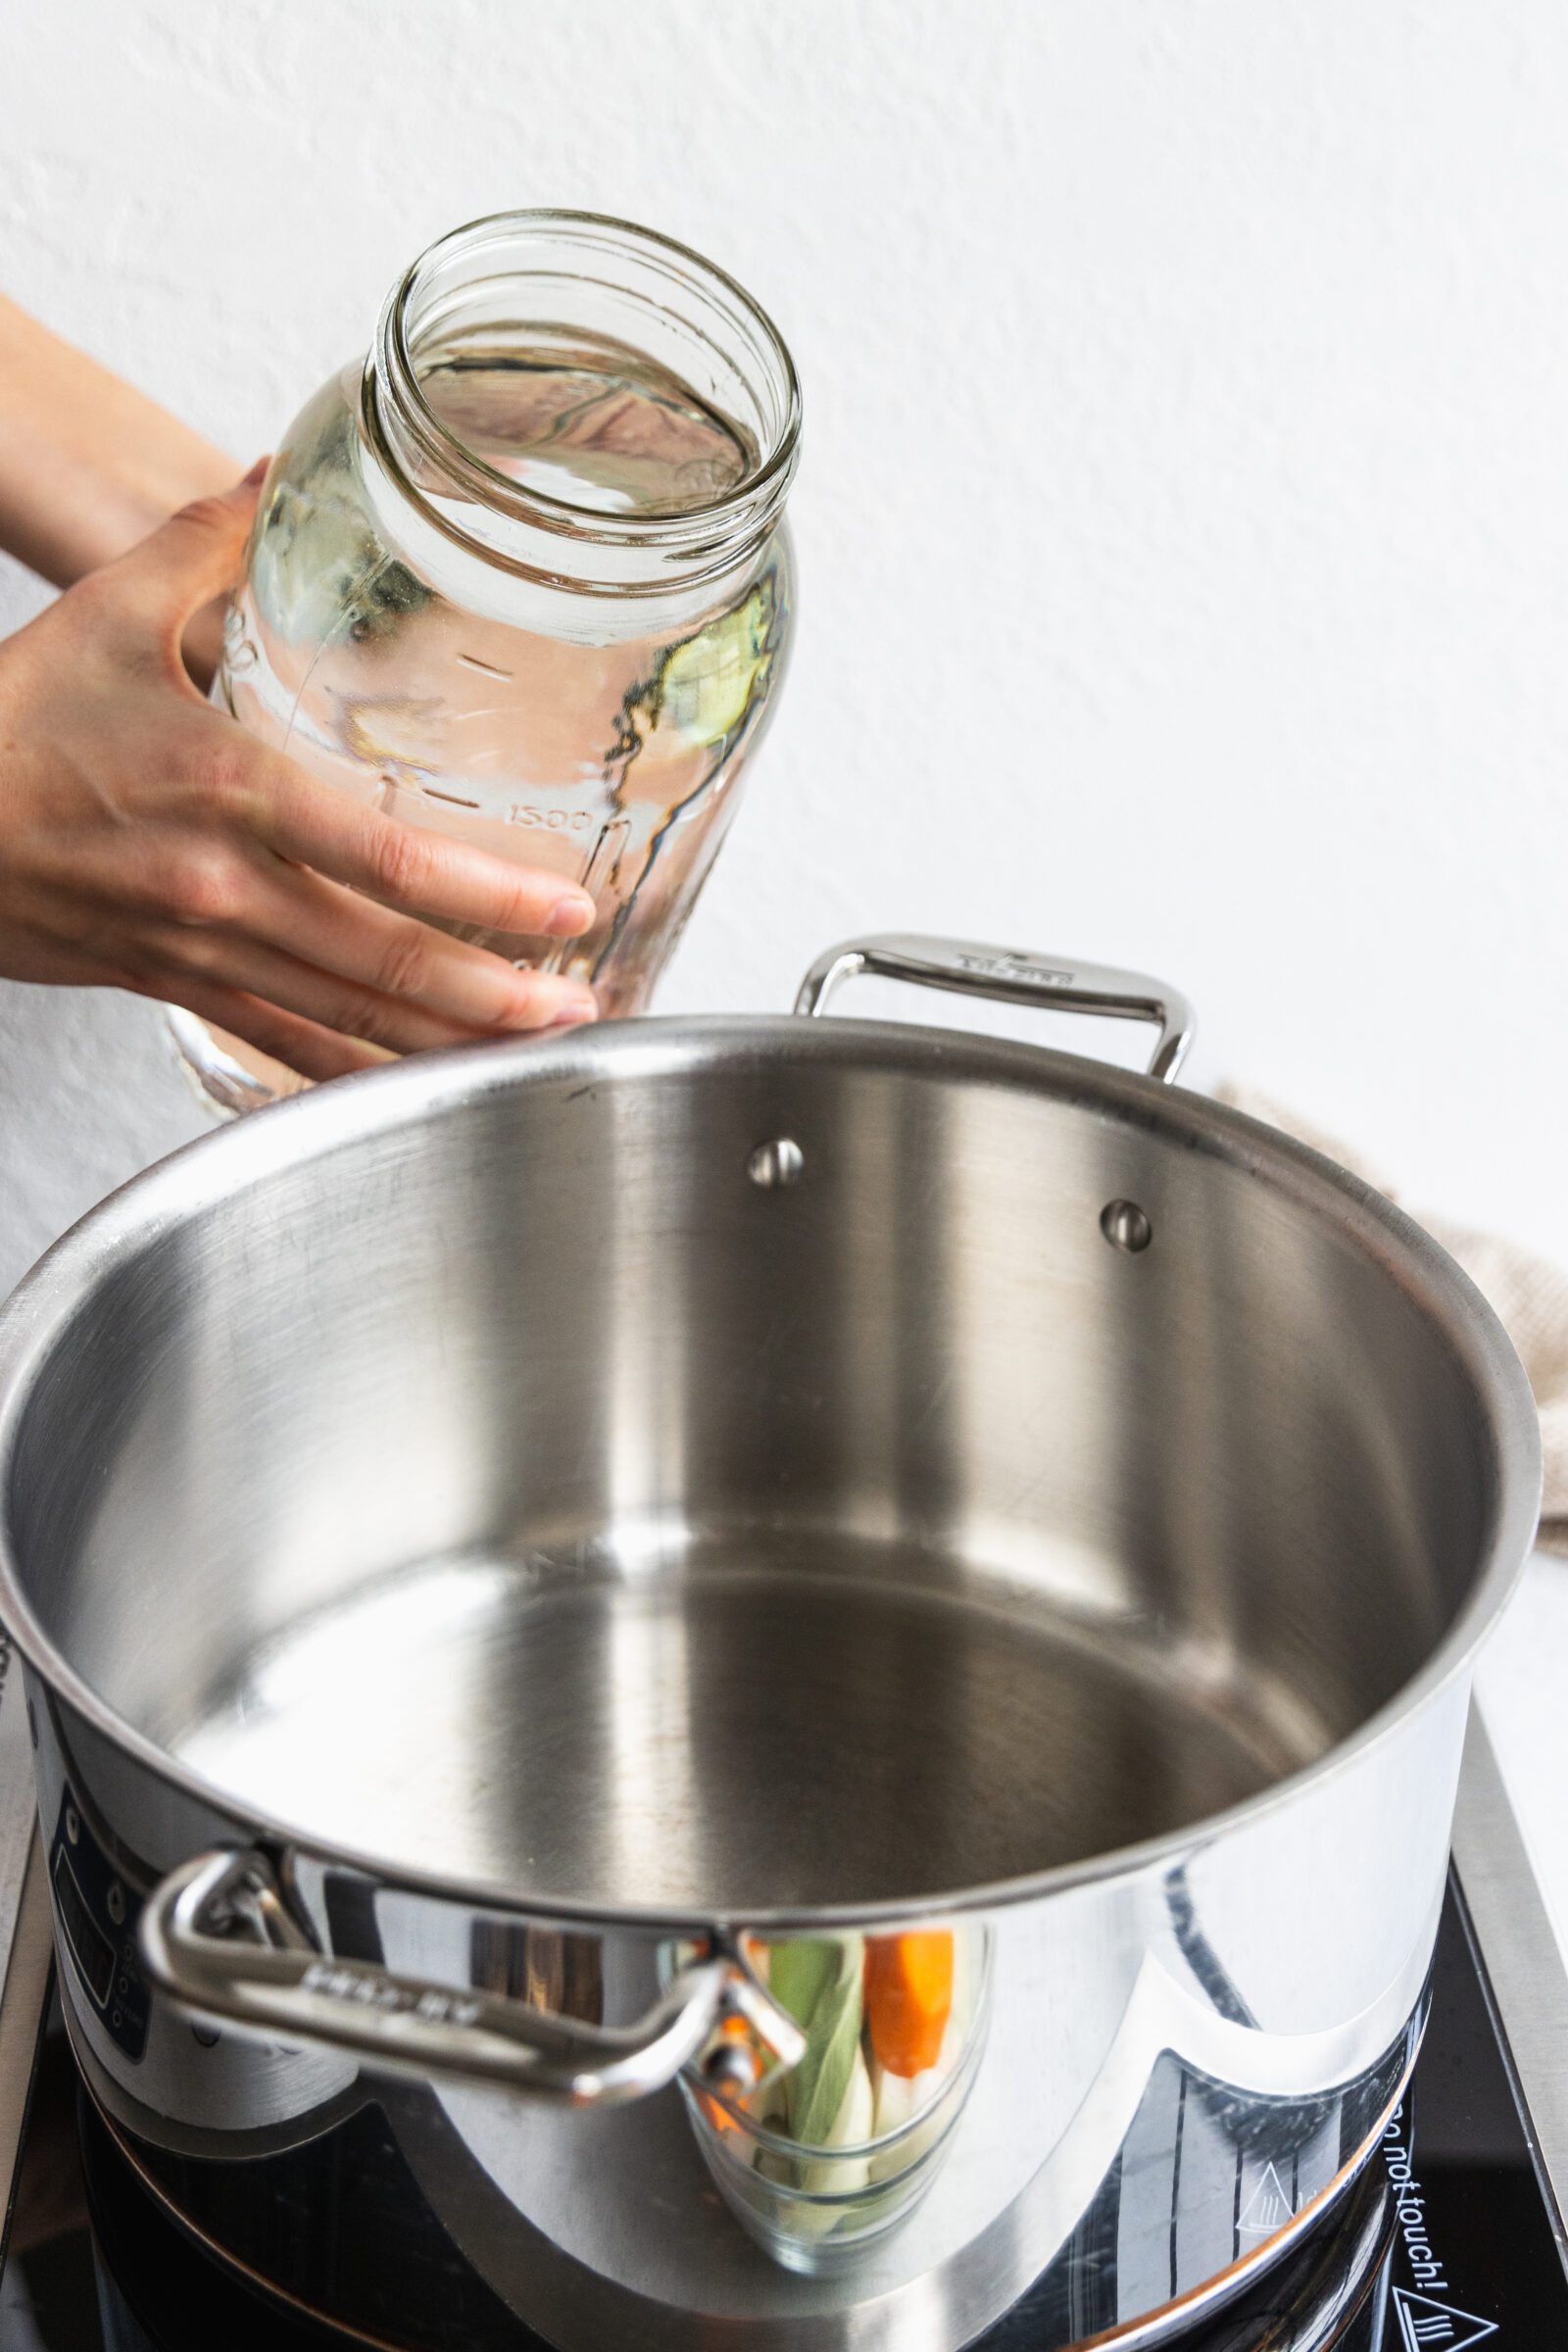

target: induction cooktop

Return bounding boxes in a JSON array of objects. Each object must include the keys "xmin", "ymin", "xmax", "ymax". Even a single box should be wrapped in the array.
[{"xmin": 0, "ymin": 1714, "xmax": 1563, "ymax": 2352}]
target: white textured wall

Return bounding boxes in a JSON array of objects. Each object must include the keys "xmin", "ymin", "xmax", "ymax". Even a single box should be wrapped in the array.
[{"xmin": 6, "ymin": 2, "xmax": 1568, "ymax": 1283}]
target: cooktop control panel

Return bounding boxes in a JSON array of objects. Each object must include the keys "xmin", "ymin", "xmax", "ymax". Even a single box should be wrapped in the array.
[{"xmin": 47, "ymin": 1789, "xmax": 148, "ymax": 2065}]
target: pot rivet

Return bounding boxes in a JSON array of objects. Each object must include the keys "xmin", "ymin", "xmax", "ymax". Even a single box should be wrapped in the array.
[
  {"xmin": 1101, "ymin": 1200, "xmax": 1152, "ymax": 1253},
  {"xmin": 107, "ymin": 1882, "xmax": 125, "ymax": 1926},
  {"xmin": 748, "ymin": 1138, "xmax": 805, "ymax": 1189},
  {"xmin": 65, "ymin": 1806, "xmax": 79, "ymax": 1845}
]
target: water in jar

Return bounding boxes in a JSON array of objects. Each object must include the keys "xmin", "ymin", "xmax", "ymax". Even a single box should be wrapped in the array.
[{"xmin": 219, "ymin": 324, "xmax": 793, "ymax": 1018}]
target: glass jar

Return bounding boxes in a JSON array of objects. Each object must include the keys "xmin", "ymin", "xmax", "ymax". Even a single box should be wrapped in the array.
[
  {"xmin": 173, "ymin": 209, "xmax": 800, "ymax": 1113},
  {"xmin": 670, "ymin": 1923, "xmax": 993, "ymax": 2276}
]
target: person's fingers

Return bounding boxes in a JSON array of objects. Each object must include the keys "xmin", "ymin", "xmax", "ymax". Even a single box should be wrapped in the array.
[
  {"xmin": 108, "ymin": 460, "xmax": 270, "ymax": 649},
  {"xmin": 143, "ymin": 974, "xmax": 388, "ymax": 1085},
  {"xmin": 238, "ymin": 858, "xmax": 598, "ymax": 1032},
  {"xmin": 144, "ymin": 918, "xmax": 594, "ymax": 1057},
  {"xmin": 224, "ymin": 742, "xmax": 599, "ymax": 941}
]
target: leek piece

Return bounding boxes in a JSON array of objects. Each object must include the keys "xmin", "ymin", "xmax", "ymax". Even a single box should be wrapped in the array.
[{"xmin": 767, "ymin": 1936, "xmax": 865, "ymax": 2148}]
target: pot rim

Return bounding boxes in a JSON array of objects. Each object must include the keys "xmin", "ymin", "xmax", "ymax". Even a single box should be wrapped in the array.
[{"xmin": 0, "ymin": 1017, "xmax": 1542, "ymax": 1930}]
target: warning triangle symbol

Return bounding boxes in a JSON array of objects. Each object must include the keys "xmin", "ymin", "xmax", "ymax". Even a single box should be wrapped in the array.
[
  {"xmin": 1393, "ymin": 2287, "xmax": 1498, "ymax": 2350},
  {"xmin": 1237, "ymin": 2160, "xmax": 1294, "ymax": 2235}
]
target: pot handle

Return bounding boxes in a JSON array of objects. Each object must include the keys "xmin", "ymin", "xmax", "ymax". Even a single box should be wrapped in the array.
[
  {"xmin": 795, "ymin": 933, "xmax": 1196, "ymax": 1083},
  {"xmin": 138, "ymin": 1848, "xmax": 806, "ymax": 2107}
]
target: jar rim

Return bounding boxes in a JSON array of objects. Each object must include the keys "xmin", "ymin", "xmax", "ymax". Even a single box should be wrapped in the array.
[{"xmin": 372, "ymin": 207, "xmax": 801, "ymax": 557}]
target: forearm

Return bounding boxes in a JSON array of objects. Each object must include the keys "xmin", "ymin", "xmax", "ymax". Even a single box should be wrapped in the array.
[{"xmin": 0, "ymin": 294, "xmax": 237, "ymax": 587}]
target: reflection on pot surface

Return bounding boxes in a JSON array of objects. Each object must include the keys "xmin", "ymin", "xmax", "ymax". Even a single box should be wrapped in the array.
[{"xmin": 676, "ymin": 1925, "xmax": 993, "ymax": 2271}]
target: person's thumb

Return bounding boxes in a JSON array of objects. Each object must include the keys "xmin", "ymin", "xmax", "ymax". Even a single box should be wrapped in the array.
[{"xmin": 117, "ymin": 458, "xmax": 270, "ymax": 637}]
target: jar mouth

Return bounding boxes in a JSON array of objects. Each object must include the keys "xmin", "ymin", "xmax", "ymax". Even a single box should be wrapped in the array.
[{"xmin": 369, "ymin": 209, "xmax": 800, "ymax": 572}]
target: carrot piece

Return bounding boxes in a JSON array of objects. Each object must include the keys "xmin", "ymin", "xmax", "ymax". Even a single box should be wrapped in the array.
[
  {"xmin": 864, "ymin": 1932, "xmax": 954, "ymax": 2078},
  {"xmin": 698, "ymin": 2015, "xmax": 761, "ymax": 2136}
]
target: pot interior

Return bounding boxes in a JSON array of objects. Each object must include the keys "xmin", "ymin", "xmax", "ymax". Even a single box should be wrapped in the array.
[{"xmin": 0, "ymin": 1024, "xmax": 1507, "ymax": 1914}]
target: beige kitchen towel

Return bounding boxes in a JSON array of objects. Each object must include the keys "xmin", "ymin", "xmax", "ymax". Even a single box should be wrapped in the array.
[{"xmin": 1219, "ymin": 1086, "xmax": 1568, "ymax": 1558}]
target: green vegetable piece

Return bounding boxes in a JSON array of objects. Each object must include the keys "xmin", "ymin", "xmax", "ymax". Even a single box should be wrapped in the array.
[
  {"xmin": 768, "ymin": 1936, "xmax": 864, "ymax": 2150},
  {"xmin": 768, "ymin": 1939, "xmax": 839, "ymax": 2034},
  {"xmin": 659, "ymin": 576, "xmax": 777, "ymax": 747}
]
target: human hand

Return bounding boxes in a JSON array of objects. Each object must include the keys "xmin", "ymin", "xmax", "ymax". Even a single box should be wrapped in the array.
[{"xmin": 0, "ymin": 466, "xmax": 599, "ymax": 1081}]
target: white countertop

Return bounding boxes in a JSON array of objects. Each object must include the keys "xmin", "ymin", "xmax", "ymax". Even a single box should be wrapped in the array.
[{"xmin": 1473, "ymin": 1548, "xmax": 1568, "ymax": 1960}]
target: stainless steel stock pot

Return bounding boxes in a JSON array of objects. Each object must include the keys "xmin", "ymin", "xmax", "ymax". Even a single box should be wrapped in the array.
[{"xmin": 0, "ymin": 937, "xmax": 1541, "ymax": 2351}]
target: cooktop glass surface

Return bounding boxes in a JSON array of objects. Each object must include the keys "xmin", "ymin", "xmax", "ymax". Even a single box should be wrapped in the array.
[{"xmin": 0, "ymin": 1877, "xmax": 1563, "ymax": 2352}]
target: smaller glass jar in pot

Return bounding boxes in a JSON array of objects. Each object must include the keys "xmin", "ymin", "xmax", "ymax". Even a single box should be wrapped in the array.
[
  {"xmin": 677, "ymin": 1922, "xmax": 995, "ymax": 2276},
  {"xmin": 174, "ymin": 208, "xmax": 800, "ymax": 1113}
]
